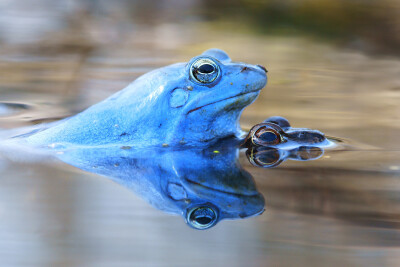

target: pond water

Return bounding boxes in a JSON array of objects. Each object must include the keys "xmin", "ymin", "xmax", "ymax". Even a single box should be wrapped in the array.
[{"xmin": 0, "ymin": 11, "xmax": 400, "ymax": 267}]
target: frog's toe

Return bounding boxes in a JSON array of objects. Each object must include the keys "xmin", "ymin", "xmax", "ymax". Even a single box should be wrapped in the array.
[{"xmin": 263, "ymin": 116, "xmax": 291, "ymax": 129}]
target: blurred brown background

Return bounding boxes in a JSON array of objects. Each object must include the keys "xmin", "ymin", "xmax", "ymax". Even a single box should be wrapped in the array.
[{"xmin": 0, "ymin": 1, "xmax": 399, "ymax": 266}]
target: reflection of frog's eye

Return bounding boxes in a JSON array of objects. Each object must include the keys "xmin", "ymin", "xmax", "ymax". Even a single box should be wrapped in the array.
[
  {"xmin": 246, "ymin": 147, "xmax": 283, "ymax": 168},
  {"xmin": 252, "ymin": 126, "xmax": 282, "ymax": 146},
  {"xmin": 186, "ymin": 205, "xmax": 218, "ymax": 230},
  {"xmin": 190, "ymin": 58, "xmax": 220, "ymax": 84}
]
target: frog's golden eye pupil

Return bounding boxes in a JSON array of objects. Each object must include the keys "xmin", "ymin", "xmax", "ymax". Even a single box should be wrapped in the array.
[{"xmin": 198, "ymin": 63, "xmax": 215, "ymax": 74}]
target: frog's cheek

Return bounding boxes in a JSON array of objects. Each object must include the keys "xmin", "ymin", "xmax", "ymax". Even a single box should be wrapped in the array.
[{"xmin": 169, "ymin": 88, "xmax": 189, "ymax": 108}]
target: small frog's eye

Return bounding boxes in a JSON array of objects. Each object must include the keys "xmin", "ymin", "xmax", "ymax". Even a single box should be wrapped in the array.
[
  {"xmin": 186, "ymin": 205, "xmax": 218, "ymax": 230},
  {"xmin": 190, "ymin": 58, "xmax": 220, "ymax": 84},
  {"xmin": 246, "ymin": 147, "xmax": 283, "ymax": 168},
  {"xmin": 252, "ymin": 126, "xmax": 282, "ymax": 146}
]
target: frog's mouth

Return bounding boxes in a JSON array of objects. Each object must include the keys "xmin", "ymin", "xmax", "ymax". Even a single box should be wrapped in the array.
[{"xmin": 187, "ymin": 91, "xmax": 259, "ymax": 115}]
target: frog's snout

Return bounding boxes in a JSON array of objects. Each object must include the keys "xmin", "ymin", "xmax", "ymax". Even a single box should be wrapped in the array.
[{"xmin": 256, "ymin": 64, "xmax": 268, "ymax": 73}]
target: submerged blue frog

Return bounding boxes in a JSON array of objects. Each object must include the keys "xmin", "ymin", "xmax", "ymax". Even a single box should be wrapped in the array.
[{"xmin": 18, "ymin": 49, "xmax": 267, "ymax": 148}]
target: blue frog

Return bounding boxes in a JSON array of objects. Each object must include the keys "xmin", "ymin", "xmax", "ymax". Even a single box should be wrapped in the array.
[
  {"xmin": 16, "ymin": 49, "xmax": 267, "ymax": 148},
  {"xmin": 0, "ymin": 49, "xmax": 335, "ymax": 230}
]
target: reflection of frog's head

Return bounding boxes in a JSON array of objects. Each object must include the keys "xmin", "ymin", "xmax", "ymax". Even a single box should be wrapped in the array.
[
  {"xmin": 56, "ymin": 139, "xmax": 265, "ymax": 230},
  {"xmin": 25, "ymin": 49, "xmax": 267, "ymax": 148}
]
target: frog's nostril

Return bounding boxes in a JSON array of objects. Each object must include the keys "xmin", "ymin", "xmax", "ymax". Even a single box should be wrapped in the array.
[{"xmin": 256, "ymin": 65, "xmax": 268, "ymax": 73}]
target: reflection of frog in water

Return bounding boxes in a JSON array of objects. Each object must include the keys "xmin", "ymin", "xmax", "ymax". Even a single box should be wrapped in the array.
[
  {"xmin": 57, "ymin": 139, "xmax": 265, "ymax": 230},
  {"xmin": 15, "ymin": 49, "xmax": 267, "ymax": 148},
  {"xmin": 54, "ymin": 125, "xmax": 329, "ymax": 230}
]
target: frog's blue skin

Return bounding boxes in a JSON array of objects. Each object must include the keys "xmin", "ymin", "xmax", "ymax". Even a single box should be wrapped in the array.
[
  {"xmin": 55, "ymin": 139, "xmax": 265, "ymax": 230},
  {"xmin": 19, "ymin": 49, "xmax": 267, "ymax": 148}
]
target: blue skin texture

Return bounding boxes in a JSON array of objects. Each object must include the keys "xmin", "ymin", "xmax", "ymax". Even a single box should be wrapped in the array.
[
  {"xmin": 23, "ymin": 49, "xmax": 267, "ymax": 148},
  {"xmin": 56, "ymin": 139, "xmax": 265, "ymax": 230}
]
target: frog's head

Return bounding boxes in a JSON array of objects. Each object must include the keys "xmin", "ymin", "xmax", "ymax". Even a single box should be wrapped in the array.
[
  {"xmin": 131, "ymin": 48, "xmax": 267, "ymax": 146},
  {"xmin": 167, "ymin": 49, "xmax": 268, "ymax": 145},
  {"xmin": 25, "ymin": 49, "xmax": 267, "ymax": 147}
]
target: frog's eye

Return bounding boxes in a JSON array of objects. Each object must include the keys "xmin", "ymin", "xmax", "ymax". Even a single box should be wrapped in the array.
[
  {"xmin": 252, "ymin": 125, "xmax": 282, "ymax": 146},
  {"xmin": 186, "ymin": 205, "xmax": 218, "ymax": 230},
  {"xmin": 246, "ymin": 147, "xmax": 283, "ymax": 168},
  {"xmin": 190, "ymin": 58, "xmax": 220, "ymax": 84}
]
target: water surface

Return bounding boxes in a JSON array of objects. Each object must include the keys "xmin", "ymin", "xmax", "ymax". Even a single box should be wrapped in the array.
[{"xmin": 0, "ymin": 17, "xmax": 399, "ymax": 267}]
